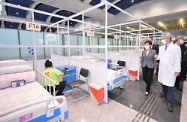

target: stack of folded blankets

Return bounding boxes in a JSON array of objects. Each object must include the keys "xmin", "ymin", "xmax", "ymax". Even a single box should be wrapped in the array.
[{"xmin": 0, "ymin": 60, "xmax": 35, "ymax": 90}]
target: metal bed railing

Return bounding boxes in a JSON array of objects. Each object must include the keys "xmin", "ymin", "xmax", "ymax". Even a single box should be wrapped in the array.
[
  {"xmin": 0, "ymin": 96, "xmax": 66, "ymax": 118},
  {"xmin": 110, "ymin": 68, "xmax": 128, "ymax": 87},
  {"xmin": 36, "ymin": 69, "xmax": 56, "ymax": 96}
]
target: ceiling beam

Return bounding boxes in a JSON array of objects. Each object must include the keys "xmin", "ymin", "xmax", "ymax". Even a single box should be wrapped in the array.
[
  {"xmin": 18, "ymin": 1, "xmax": 41, "ymax": 29},
  {"xmin": 1, "ymin": 0, "xmax": 7, "ymax": 27},
  {"xmin": 106, "ymin": 0, "xmax": 121, "ymax": 10}
]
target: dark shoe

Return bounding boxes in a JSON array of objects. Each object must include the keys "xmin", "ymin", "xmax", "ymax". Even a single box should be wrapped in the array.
[
  {"xmin": 56, "ymin": 92, "xmax": 64, "ymax": 96},
  {"xmin": 176, "ymin": 87, "xmax": 183, "ymax": 91},
  {"xmin": 167, "ymin": 104, "xmax": 173, "ymax": 112}
]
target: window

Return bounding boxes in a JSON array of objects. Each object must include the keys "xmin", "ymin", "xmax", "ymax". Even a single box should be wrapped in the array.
[
  {"xmin": 19, "ymin": 30, "xmax": 44, "ymax": 60},
  {"xmin": 0, "ymin": 28, "xmax": 19, "ymax": 60}
]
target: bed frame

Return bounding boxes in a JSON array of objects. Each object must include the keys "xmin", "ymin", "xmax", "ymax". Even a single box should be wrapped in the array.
[
  {"xmin": 0, "ymin": 69, "xmax": 68, "ymax": 122},
  {"xmin": 107, "ymin": 68, "xmax": 128, "ymax": 91}
]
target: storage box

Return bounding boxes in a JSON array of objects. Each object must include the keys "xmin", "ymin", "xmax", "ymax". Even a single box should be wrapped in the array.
[
  {"xmin": 89, "ymin": 82, "xmax": 104, "ymax": 103},
  {"xmin": 128, "ymin": 70, "xmax": 138, "ymax": 76},
  {"xmin": 56, "ymin": 65, "xmax": 77, "ymax": 91},
  {"xmin": 129, "ymin": 75, "xmax": 136, "ymax": 81}
]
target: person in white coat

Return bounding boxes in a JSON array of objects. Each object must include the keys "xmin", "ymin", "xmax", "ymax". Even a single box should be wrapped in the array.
[
  {"xmin": 173, "ymin": 36, "xmax": 182, "ymax": 91},
  {"xmin": 155, "ymin": 33, "xmax": 181, "ymax": 112}
]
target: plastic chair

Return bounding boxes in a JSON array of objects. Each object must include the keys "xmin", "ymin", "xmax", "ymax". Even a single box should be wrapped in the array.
[{"xmin": 66, "ymin": 68, "xmax": 89, "ymax": 102}]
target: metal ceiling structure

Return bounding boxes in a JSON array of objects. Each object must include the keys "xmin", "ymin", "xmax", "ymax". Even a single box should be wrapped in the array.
[
  {"xmin": 0, "ymin": 0, "xmax": 150, "ymax": 31},
  {"xmin": 0, "ymin": 0, "xmax": 187, "ymax": 36}
]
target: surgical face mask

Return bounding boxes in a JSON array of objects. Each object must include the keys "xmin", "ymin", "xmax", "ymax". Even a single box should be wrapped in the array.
[
  {"xmin": 179, "ymin": 39, "xmax": 184, "ymax": 45},
  {"xmin": 161, "ymin": 39, "xmax": 166, "ymax": 45},
  {"xmin": 144, "ymin": 46, "xmax": 149, "ymax": 50}
]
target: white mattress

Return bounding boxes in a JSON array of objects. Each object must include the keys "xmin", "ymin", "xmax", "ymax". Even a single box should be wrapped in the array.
[
  {"xmin": 0, "ymin": 60, "xmax": 27, "ymax": 67},
  {"xmin": 0, "ymin": 81, "xmax": 53, "ymax": 121},
  {"xmin": 107, "ymin": 69, "xmax": 118, "ymax": 84},
  {"xmin": 0, "ymin": 65, "xmax": 33, "ymax": 75},
  {"xmin": 0, "ymin": 71, "xmax": 35, "ymax": 89}
]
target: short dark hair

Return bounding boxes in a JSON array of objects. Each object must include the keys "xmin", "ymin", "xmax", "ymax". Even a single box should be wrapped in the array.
[
  {"xmin": 45, "ymin": 60, "xmax": 53, "ymax": 68},
  {"xmin": 144, "ymin": 40, "xmax": 152, "ymax": 45}
]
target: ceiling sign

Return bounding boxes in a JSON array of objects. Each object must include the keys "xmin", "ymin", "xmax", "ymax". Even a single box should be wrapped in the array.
[
  {"xmin": 26, "ymin": 22, "xmax": 41, "ymax": 31},
  {"xmin": 86, "ymin": 30, "xmax": 94, "ymax": 37}
]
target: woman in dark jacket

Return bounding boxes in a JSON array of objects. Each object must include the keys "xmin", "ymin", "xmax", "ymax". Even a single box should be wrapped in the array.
[{"xmin": 141, "ymin": 41, "xmax": 157, "ymax": 96}]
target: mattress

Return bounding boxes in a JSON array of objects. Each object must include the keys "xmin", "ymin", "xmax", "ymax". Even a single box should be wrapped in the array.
[
  {"xmin": 0, "ymin": 65, "xmax": 33, "ymax": 75},
  {"xmin": 107, "ymin": 69, "xmax": 126, "ymax": 85},
  {"xmin": 0, "ymin": 81, "xmax": 53, "ymax": 121},
  {"xmin": 107, "ymin": 69, "xmax": 118, "ymax": 84},
  {"xmin": 0, "ymin": 71, "xmax": 35, "ymax": 89},
  {"xmin": 0, "ymin": 60, "xmax": 27, "ymax": 67}
]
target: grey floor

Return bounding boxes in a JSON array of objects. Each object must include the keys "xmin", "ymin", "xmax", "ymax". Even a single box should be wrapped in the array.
[
  {"xmin": 108, "ymin": 77, "xmax": 183, "ymax": 122},
  {"xmin": 65, "ymin": 95, "xmax": 157, "ymax": 122}
]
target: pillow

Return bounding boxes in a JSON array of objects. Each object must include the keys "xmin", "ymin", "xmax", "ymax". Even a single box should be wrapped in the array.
[
  {"xmin": 0, "ymin": 65, "xmax": 33, "ymax": 75},
  {"xmin": 0, "ymin": 71, "xmax": 35, "ymax": 89}
]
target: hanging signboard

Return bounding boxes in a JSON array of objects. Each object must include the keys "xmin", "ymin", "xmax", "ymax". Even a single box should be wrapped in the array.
[
  {"xmin": 114, "ymin": 35, "xmax": 120, "ymax": 40},
  {"xmin": 26, "ymin": 22, "xmax": 41, "ymax": 31},
  {"xmin": 86, "ymin": 30, "xmax": 95, "ymax": 37}
]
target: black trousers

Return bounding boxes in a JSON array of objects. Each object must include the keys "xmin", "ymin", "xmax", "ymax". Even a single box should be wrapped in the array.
[
  {"xmin": 46, "ymin": 81, "xmax": 67, "ymax": 95},
  {"xmin": 181, "ymin": 61, "xmax": 186, "ymax": 80},
  {"xmin": 143, "ymin": 66, "xmax": 154, "ymax": 92},
  {"xmin": 175, "ymin": 61, "xmax": 186, "ymax": 87}
]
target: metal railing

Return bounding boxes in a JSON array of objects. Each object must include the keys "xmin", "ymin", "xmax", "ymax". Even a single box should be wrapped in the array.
[{"xmin": 36, "ymin": 69, "xmax": 56, "ymax": 96}]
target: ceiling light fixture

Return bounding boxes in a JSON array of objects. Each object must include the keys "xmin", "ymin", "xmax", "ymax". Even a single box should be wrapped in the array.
[
  {"xmin": 158, "ymin": 21, "xmax": 164, "ymax": 26},
  {"xmin": 16, "ymin": 12, "xmax": 19, "ymax": 14},
  {"xmin": 158, "ymin": 21, "xmax": 167, "ymax": 30},
  {"xmin": 131, "ymin": 0, "xmax": 134, "ymax": 3},
  {"xmin": 180, "ymin": 18, "xmax": 184, "ymax": 28},
  {"xmin": 126, "ymin": 26, "xmax": 130, "ymax": 29},
  {"xmin": 141, "ymin": 24, "xmax": 147, "ymax": 29}
]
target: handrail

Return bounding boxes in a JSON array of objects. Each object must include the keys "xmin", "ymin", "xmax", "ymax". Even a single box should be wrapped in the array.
[{"xmin": 36, "ymin": 69, "xmax": 56, "ymax": 96}]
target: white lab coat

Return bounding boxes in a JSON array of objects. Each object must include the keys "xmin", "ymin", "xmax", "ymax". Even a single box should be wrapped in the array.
[{"xmin": 158, "ymin": 43, "xmax": 181, "ymax": 87}]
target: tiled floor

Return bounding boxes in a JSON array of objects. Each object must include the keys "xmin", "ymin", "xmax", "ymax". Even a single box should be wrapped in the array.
[
  {"xmin": 108, "ymin": 78, "xmax": 183, "ymax": 122},
  {"xmin": 180, "ymin": 80, "xmax": 187, "ymax": 122},
  {"xmin": 64, "ymin": 77, "xmax": 184, "ymax": 122},
  {"xmin": 65, "ymin": 96, "xmax": 157, "ymax": 122}
]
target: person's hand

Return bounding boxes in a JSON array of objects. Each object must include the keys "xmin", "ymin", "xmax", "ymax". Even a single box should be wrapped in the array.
[
  {"xmin": 140, "ymin": 68, "xmax": 142, "ymax": 71},
  {"xmin": 156, "ymin": 62, "xmax": 159, "ymax": 66},
  {"xmin": 154, "ymin": 70, "xmax": 157, "ymax": 74},
  {"xmin": 175, "ymin": 72, "xmax": 180, "ymax": 77},
  {"xmin": 154, "ymin": 54, "xmax": 158, "ymax": 59}
]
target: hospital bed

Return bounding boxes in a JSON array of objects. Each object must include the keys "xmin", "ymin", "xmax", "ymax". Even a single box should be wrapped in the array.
[
  {"xmin": 0, "ymin": 60, "xmax": 68, "ymax": 122},
  {"xmin": 107, "ymin": 68, "xmax": 128, "ymax": 91}
]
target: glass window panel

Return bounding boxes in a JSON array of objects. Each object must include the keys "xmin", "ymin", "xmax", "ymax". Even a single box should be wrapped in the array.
[
  {"xmin": 0, "ymin": 28, "xmax": 18, "ymax": 45},
  {"xmin": 20, "ymin": 30, "xmax": 45, "ymax": 60},
  {"xmin": 0, "ymin": 48, "xmax": 20, "ymax": 60},
  {"xmin": 0, "ymin": 28, "xmax": 19, "ymax": 60}
]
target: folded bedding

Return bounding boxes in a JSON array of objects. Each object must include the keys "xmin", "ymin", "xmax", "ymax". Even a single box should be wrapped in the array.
[
  {"xmin": 0, "ymin": 71, "xmax": 35, "ymax": 89},
  {"xmin": 0, "ymin": 59, "xmax": 27, "ymax": 67},
  {"xmin": 0, "ymin": 65, "xmax": 33, "ymax": 75}
]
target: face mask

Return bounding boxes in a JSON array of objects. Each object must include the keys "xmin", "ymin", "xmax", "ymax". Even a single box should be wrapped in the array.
[
  {"xmin": 161, "ymin": 39, "xmax": 166, "ymax": 45},
  {"xmin": 144, "ymin": 46, "xmax": 149, "ymax": 50},
  {"xmin": 179, "ymin": 39, "xmax": 184, "ymax": 45}
]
